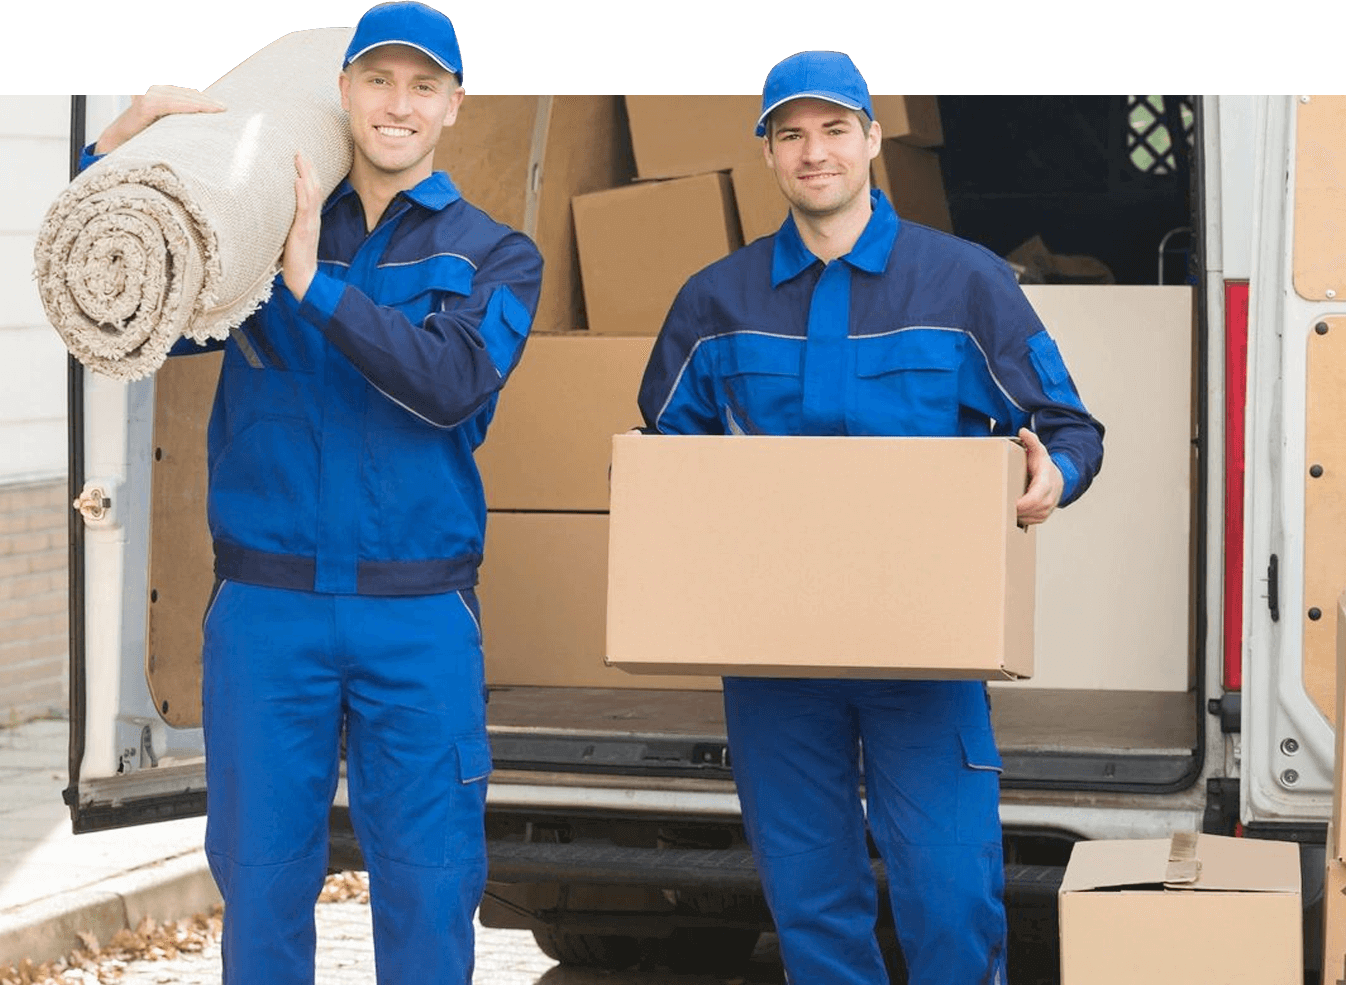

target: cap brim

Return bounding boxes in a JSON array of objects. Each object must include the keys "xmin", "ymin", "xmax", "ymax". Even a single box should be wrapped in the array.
[
  {"xmin": 754, "ymin": 91, "xmax": 865, "ymax": 136},
  {"xmin": 343, "ymin": 40, "xmax": 459, "ymax": 75}
]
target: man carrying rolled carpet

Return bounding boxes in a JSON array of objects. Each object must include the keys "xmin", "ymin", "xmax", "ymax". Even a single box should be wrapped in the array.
[{"xmin": 83, "ymin": 4, "xmax": 542, "ymax": 983}]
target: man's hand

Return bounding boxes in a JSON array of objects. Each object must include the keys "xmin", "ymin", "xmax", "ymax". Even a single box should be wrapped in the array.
[
  {"xmin": 281, "ymin": 152, "xmax": 321, "ymax": 303},
  {"xmin": 1015, "ymin": 427, "xmax": 1064, "ymax": 526},
  {"xmin": 94, "ymin": 85, "xmax": 226, "ymax": 155}
]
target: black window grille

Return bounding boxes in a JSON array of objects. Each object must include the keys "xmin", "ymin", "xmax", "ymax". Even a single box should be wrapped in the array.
[{"xmin": 1127, "ymin": 96, "xmax": 1195, "ymax": 175}]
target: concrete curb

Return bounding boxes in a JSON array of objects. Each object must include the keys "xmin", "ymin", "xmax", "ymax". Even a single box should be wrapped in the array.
[{"xmin": 0, "ymin": 848, "xmax": 220, "ymax": 969}]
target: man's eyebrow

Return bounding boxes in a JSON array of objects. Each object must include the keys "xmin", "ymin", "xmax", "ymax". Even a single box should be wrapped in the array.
[
  {"xmin": 776, "ymin": 117, "xmax": 852, "ymax": 132},
  {"xmin": 355, "ymin": 63, "xmax": 447, "ymax": 82}
]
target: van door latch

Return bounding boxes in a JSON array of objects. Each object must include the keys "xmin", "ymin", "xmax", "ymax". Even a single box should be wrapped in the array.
[{"xmin": 73, "ymin": 480, "xmax": 118, "ymax": 528}]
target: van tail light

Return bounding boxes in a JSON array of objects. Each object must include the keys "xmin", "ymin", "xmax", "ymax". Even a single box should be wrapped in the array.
[{"xmin": 1223, "ymin": 280, "xmax": 1250, "ymax": 690}]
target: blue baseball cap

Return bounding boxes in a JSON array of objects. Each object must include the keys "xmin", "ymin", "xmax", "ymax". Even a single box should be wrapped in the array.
[
  {"xmin": 343, "ymin": 2, "xmax": 463, "ymax": 81},
  {"xmin": 755, "ymin": 51, "xmax": 873, "ymax": 137}
]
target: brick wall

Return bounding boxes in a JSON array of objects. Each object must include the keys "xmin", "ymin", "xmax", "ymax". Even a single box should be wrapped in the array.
[{"xmin": 0, "ymin": 478, "xmax": 68, "ymax": 723}]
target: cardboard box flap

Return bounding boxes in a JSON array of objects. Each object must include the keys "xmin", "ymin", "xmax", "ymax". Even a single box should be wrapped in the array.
[
  {"xmin": 1180, "ymin": 834, "xmax": 1302, "ymax": 893},
  {"xmin": 1061, "ymin": 834, "xmax": 1302, "ymax": 895}
]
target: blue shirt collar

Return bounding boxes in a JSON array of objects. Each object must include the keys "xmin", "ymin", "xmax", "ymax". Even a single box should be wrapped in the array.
[
  {"xmin": 322, "ymin": 170, "xmax": 463, "ymax": 216},
  {"xmin": 770, "ymin": 188, "xmax": 900, "ymax": 287}
]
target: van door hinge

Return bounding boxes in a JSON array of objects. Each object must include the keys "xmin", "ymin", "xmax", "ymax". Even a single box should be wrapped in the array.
[{"xmin": 1266, "ymin": 553, "xmax": 1279, "ymax": 622}]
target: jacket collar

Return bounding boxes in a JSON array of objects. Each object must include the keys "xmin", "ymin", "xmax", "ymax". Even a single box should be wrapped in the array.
[
  {"xmin": 322, "ymin": 170, "xmax": 463, "ymax": 216},
  {"xmin": 770, "ymin": 188, "xmax": 900, "ymax": 287}
]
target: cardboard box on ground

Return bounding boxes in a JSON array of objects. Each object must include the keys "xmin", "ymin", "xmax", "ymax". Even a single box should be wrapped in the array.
[
  {"xmin": 1327, "ymin": 595, "xmax": 1346, "ymax": 985},
  {"xmin": 1058, "ymin": 833, "xmax": 1302, "ymax": 985}
]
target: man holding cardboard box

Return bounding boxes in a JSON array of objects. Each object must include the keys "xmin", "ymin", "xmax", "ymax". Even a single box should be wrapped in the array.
[
  {"xmin": 81, "ymin": 5, "xmax": 542, "ymax": 983},
  {"xmin": 638, "ymin": 51, "xmax": 1104, "ymax": 985}
]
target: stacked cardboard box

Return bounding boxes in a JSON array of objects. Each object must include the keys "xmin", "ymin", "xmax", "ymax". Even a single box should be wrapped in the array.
[
  {"xmin": 474, "ymin": 336, "xmax": 720, "ymax": 690},
  {"xmin": 624, "ymin": 95, "xmax": 763, "ymax": 180},
  {"xmin": 871, "ymin": 140, "xmax": 953, "ymax": 233},
  {"xmin": 432, "ymin": 95, "xmax": 635, "ymax": 332},
  {"xmin": 572, "ymin": 173, "xmax": 742, "ymax": 336}
]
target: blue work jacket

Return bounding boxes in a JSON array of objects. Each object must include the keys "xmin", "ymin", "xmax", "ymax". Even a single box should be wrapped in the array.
[
  {"xmin": 638, "ymin": 190, "xmax": 1103, "ymax": 504},
  {"xmin": 82, "ymin": 136, "xmax": 544, "ymax": 596}
]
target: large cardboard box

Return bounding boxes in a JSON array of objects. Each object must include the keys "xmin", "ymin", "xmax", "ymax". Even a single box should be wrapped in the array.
[
  {"xmin": 871, "ymin": 140, "xmax": 953, "ymax": 233},
  {"xmin": 1058, "ymin": 833, "xmax": 1302, "ymax": 985},
  {"xmin": 606, "ymin": 435, "xmax": 1034, "ymax": 679},
  {"xmin": 625, "ymin": 95, "xmax": 942, "ymax": 180},
  {"xmin": 477, "ymin": 335, "xmax": 653, "ymax": 511},
  {"xmin": 433, "ymin": 96, "xmax": 635, "ymax": 331},
  {"xmin": 478, "ymin": 512, "xmax": 719, "ymax": 690},
  {"xmin": 573, "ymin": 173, "xmax": 741, "ymax": 336}
]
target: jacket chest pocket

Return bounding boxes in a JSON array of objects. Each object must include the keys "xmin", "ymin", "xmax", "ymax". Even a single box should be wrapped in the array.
[
  {"xmin": 373, "ymin": 252, "xmax": 475, "ymax": 320},
  {"xmin": 719, "ymin": 340, "xmax": 804, "ymax": 435},
  {"xmin": 847, "ymin": 330, "xmax": 963, "ymax": 436}
]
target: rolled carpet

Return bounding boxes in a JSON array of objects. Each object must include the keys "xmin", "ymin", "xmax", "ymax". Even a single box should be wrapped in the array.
[{"xmin": 34, "ymin": 27, "xmax": 354, "ymax": 381}]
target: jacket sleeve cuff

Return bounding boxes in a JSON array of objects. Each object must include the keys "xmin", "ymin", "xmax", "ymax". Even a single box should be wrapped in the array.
[
  {"xmin": 297, "ymin": 269, "xmax": 344, "ymax": 328},
  {"xmin": 78, "ymin": 143, "xmax": 103, "ymax": 173},
  {"xmin": 1052, "ymin": 451, "xmax": 1081, "ymax": 506}
]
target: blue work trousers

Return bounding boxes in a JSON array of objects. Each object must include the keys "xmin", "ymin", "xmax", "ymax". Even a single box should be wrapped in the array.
[
  {"xmin": 201, "ymin": 581, "xmax": 492, "ymax": 985},
  {"xmin": 723, "ymin": 677, "xmax": 1008, "ymax": 985}
]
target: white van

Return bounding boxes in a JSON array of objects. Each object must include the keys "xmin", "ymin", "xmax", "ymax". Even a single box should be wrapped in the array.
[{"xmin": 61, "ymin": 94, "xmax": 1342, "ymax": 982}]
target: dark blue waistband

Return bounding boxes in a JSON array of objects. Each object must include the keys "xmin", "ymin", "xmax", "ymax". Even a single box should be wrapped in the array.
[{"xmin": 214, "ymin": 540, "xmax": 480, "ymax": 596}]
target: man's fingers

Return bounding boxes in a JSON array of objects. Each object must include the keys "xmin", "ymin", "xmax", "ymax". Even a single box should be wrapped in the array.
[
  {"xmin": 282, "ymin": 152, "xmax": 322, "ymax": 303},
  {"xmin": 95, "ymin": 86, "xmax": 226, "ymax": 154},
  {"xmin": 295, "ymin": 153, "xmax": 320, "ymax": 195},
  {"xmin": 1015, "ymin": 428, "xmax": 1063, "ymax": 526},
  {"xmin": 143, "ymin": 84, "xmax": 227, "ymax": 114},
  {"xmin": 1017, "ymin": 426, "xmax": 1047, "ymax": 459}
]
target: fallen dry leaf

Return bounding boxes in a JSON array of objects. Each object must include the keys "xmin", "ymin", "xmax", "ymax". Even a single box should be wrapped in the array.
[{"xmin": 0, "ymin": 873, "xmax": 368, "ymax": 984}]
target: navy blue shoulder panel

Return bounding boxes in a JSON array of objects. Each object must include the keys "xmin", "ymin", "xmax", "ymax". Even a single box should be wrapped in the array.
[
  {"xmin": 847, "ymin": 222, "xmax": 1023, "ymax": 337},
  {"xmin": 378, "ymin": 196, "xmax": 519, "ymax": 269}
]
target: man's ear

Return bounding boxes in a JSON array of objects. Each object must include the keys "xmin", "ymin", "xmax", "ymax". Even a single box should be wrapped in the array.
[
  {"xmin": 338, "ymin": 71, "xmax": 351, "ymax": 114},
  {"xmin": 866, "ymin": 118, "xmax": 882, "ymax": 161},
  {"xmin": 443, "ymin": 86, "xmax": 465, "ymax": 127}
]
